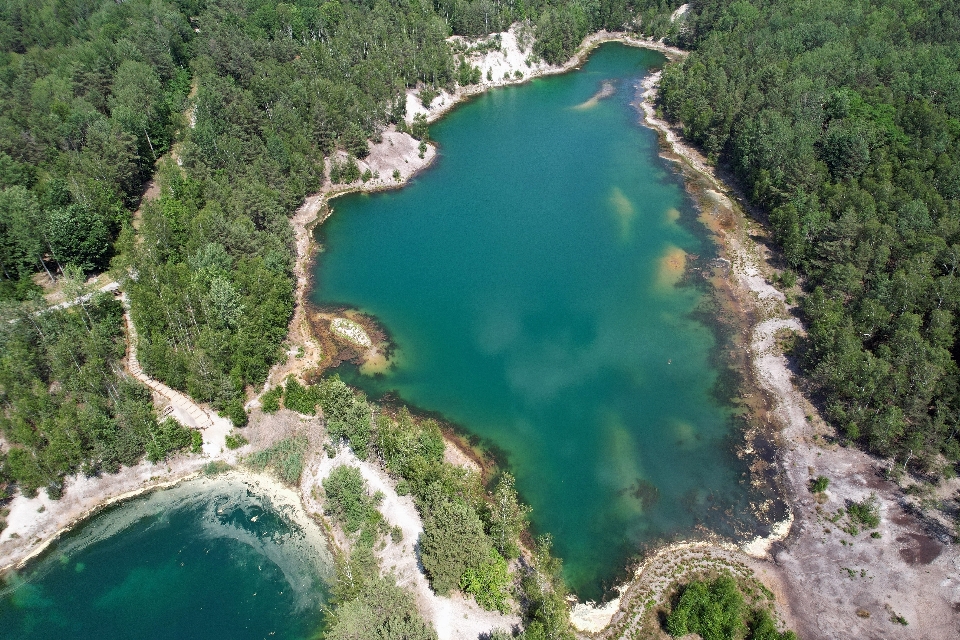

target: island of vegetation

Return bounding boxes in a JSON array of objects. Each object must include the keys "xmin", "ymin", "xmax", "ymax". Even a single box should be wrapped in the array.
[{"xmin": 1, "ymin": 0, "xmax": 958, "ymax": 638}]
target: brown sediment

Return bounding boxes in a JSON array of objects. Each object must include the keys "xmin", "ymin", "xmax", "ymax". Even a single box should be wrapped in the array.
[
  {"xmin": 587, "ymin": 50, "xmax": 960, "ymax": 640},
  {"xmin": 655, "ymin": 245, "xmax": 687, "ymax": 288}
]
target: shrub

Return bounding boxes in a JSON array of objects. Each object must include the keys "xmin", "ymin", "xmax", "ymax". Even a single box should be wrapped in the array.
[
  {"xmin": 284, "ymin": 377, "xmax": 320, "ymax": 415},
  {"xmin": 203, "ymin": 461, "xmax": 232, "ymax": 476},
  {"xmin": 460, "ymin": 548, "xmax": 510, "ymax": 612},
  {"xmin": 749, "ymin": 608, "xmax": 798, "ymax": 640},
  {"xmin": 225, "ymin": 432, "xmax": 248, "ymax": 450},
  {"xmin": 419, "ymin": 486, "xmax": 489, "ymax": 595},
  {"xmin": 245, "ymin": 435, "xmax": 309, "ymax": 484},
  {"xmin": 317, "ymin": 376, "xmax": 372, "ymax": 459},
  {"xmin": 323, "ymin": 464, "xmax": 383, "ymax": 534},
  {"xmin": 666, "ymin": 576, "xmax": 746, "ymax": 640},
  {"xmin": 191, "ymin": 430, "xmax": 203, "ymax": 453},
  {"xmin": 411, "ymin": 113, "xmax": 429, "ymax": 141},
  {"xmin": 847, "ymin": 494, "xmax": 880, "ymax": 528},
  {"xmin": 226, "ymin": 399, "xmax": 248, "ymax": 427},
  {"xmin": 261, "ymin": 385, "xmax": 283, "ymax": 413},
  {"xmin": 324, "ymin": 576, "xmax": 436, "ymax": 640},
  {"xmin": 809, "ymin": 475, "xmax": 829, "ymax": 493},
  {"xmin": 146, "ymin": 418, "xmax": 195, "ymax": 463}
]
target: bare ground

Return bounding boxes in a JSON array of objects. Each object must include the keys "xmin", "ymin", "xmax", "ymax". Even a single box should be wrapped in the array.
[{"xmin": 585, "ymin": 57, "xmax": 960, "ymax": 640}]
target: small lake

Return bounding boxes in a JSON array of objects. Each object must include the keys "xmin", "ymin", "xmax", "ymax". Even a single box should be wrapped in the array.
[
  {"xmin": 0, "ymin": 474, "xmax": 332, "ymax": 640},
  {"xmin": 314, "ymin": 43, "xmax": 760, "ymax": 599}
]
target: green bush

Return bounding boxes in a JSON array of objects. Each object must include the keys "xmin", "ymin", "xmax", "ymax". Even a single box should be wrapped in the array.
[
  {"xmin": 284, "ymin": 378, "xmax": 320, "ymax": 415},
  {"xmin": 748, "ymin": 609, "xmax": 797, "ymax": 640},
  {"xmin": 317, "ymin": 376, "xmax": 372, "ymax": 459},
  {"xmin": 486, "ymin": 472, "xmax": 530, "ymax": 560},
  {"xmin": 245, "ymin": 435, "xmax": 309, "ymax": 485},
  {"xmin": 809, "ymin": 475, "xmax": 829, "ymax": 493},
  {"xmin": 666, "ymin": 576, "xmax": 746, "ymax": 640},
  {"xmin": 324, "ymin": 575, "xmax": 437, "ymax": 640},
  {"xmin": 225, "ymin": 432, "xmax": 248, "ymax": 450},
  {"xmin": 323, "ymin": 464, "xmax": 383, "ymax": 534},
  {"xmin": 226, "ymin": 400, "xmax": 248, "ymax": 428},
  {"xmin": 460, "ymin": 548, "xmax": 510, "ymax": 612},
  {"xmin": 419, "ymin": 486, "xmax": 489, "ymax": 595},
  {"xmin": 847, "ymin": 494, "xmax": 880, "ymax": 529},
  {"xmin": 191, "ymin": 430, "xmax": 203, "ymax": 454},
  {"xmin": 202, "ymin": 461, "xmax": 232, "ymax": 476},
  {"xmin": 146, "ymin": 418, "xmax": 195, "ymax": 463},
  {"xmin": 261, "ymin": 385, "xmax": 283, "ymax": 413}
]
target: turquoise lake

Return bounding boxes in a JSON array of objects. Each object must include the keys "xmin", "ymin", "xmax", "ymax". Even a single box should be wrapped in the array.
[
  {"xmin": 312, "ymin": 43, "xmax": 761, "ymax": 598},
  {"xmin": 0, "ymin": 476, "xmax": 332, "ymax": 640}
]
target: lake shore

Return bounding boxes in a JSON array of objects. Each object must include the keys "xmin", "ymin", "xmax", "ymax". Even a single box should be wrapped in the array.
[
  {"xmin": 586, "ymin": 52, "xmax": 960, "ymax": 640},
  {"xmin": 3, "ymin": 23, "xmax": 956, "ymax": 640}
]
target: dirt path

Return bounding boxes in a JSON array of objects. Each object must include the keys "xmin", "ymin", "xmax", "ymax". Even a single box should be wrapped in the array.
[
  {"xmin": 587, "ymin": 50, "xmax": 960, "ymax": 640},
  {"xmin": 305, "ymin": 447, "xmax": 520, "ymax": 640}
]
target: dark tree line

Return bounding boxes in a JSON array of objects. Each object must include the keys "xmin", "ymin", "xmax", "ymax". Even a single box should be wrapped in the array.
[
  {"xmin": 653, "ymin": 0, "xmax": 960, "ymax": 474},
  {"xmin": 0, "ymin": 0, "xmax": 193, "ymax": 297},
  {"xmin": 0, "ymin": 294, "xmax": 194, "ymax": 497}
]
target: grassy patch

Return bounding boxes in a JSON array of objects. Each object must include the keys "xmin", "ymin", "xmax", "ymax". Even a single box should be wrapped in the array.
[{"xmin": 245, "ymin": 435, "xmax": 309, "ymax": 484}]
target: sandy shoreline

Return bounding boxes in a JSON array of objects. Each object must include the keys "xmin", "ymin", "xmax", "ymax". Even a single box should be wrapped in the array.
[
  {"xmin": 4, "ymin": 22, "xmax": 957, "ymax": 639},
  {"xmin": 588, "ymin": 50, "xmax": 960, "ymax": 640}
]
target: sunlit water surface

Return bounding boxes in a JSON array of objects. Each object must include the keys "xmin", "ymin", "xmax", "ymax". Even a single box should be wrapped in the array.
[
  {"xmin": 0, "ymin": 475, "xmax": 332, "ymax": 640},
  {"xmin": 313, "ymin": 43, "xmax": 761, "ymax": 599}
]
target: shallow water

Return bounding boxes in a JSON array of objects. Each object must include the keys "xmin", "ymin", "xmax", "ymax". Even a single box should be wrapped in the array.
[
  {"xmin": 0, "ymin": 475, "xmax": 333, "ymax": 640},
  {"xmin": 312, "ymin": 43, "xmax": 760, "ymax": 599}
]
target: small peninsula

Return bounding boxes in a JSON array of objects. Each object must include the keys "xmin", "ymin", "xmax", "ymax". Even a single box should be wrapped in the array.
[{"xmin": 1, "ymin": 2, "xmax": 959, "ymax": 640}]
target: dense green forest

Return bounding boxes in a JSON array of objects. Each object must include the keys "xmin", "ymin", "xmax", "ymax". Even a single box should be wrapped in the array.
[
  {"xmin": 653, "ymin": 0, "xmax": 960, "ymax": 474},
  {"xmin": 0, "ymin": 290, "xmax": 194, "ymax": 497},
  {"xmin": 3, "ymin": 0, "xmax": 960, "ymax": 634}
]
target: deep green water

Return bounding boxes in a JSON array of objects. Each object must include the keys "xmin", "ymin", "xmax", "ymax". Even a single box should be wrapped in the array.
[
  {"xmin": 313, "ymin": 44, "xmax": 761, "ymax": 599},
  {"xmin": 0, "ymin": 475, "xmax": 332, "ymax": 640}
]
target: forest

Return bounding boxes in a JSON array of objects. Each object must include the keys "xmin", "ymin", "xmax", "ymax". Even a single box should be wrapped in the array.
[
  {"xmin": 0, "ymin": 0, "xmax": 663, "ymax": 492},
  {"xmin": 655, "ymin": 0, "xmax": 960, "ymax": 475},
  {"xmin": 0, "ymin": 0, "xmax": 958, "ymax": 634}
]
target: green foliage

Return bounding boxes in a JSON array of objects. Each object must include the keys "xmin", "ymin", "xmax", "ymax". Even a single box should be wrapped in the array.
[
  {"xmin": 190, "ymin": 429, "xmax": 203, "ymax": 454},
  {"xmin": 261, "ymin": 385, "xmax": 283, "ymax": 413},
  {"xmin": 146, "ymin": 418, "xmax": 195, "ymax": 463},
  {"xmin": 244, "ymin": 435, "xmax": 308, "ymax": 485},
  {"xmin": 748, "ymin": 609, "xmax": 797, "ymax": 640},
  {"xmin": 411, "ymin": 114, "xmax": 430, "ymax": 141},
  {"xmin": 659, "ymin": 0, "xmax": 960, "ymax": 469},
  {"xmin": 322, "ymin": 464, "xmax": 383, "ymax": 534},
  {"xmin": 460, "ymin": 548, "xmax": 511, "ymax": 612},
  {"xmin": 324, "ymin": 575, "xmax": 437, "ymax": 640},
  {"xmin": 809, "ymin": 475, "xmax": 829, "ymax": 493},
  {"xmin": 224, "ymin": 432, "xmax": 248, "ymax": 450},
  {"xmin": 666, "ymin": 576, "xmax": 746, "ymax": 640},
  {"xmin": 486, "ymin": 472, "xmax": 530, "ymax": 560},
  {"xmin": 665, "ymin": 576, "xmax": 797, "ymax": 640},
  {"xmin": 316, "ymin": 376, "xmax": 372, "ymax": 459},
  {"xmin": 330, "ymin": 156, "xmax": 361, "ymax": 185},
  {"xmin": 419, "ymin": 485, "xmax": 490, "ymax": 595},
  {"xmin": 518, "ymin": 535, "xmax": 575, "ymax": 640},
  {"xmin": 0, "ymin": 295, "xmax": 166, "ymax": 494},
  {"xmin": 375, "ymin": 408, "xmax": 471, "ymax": 503},
  {"xmin": 284, "ymin": 378, "xmax": 321, "ymax": 415},
  {"xmin": 847, "ymin": 494, "xmax": 880, "ymax": 529},
  {"xmin": 203, "ymin": 460, "xmax": 233, "ymax": 476},
  {"xmin": 0, "ymin": 0, "xmax": 190, "ymax": 291},
  {"xmin": 226, "ymin": 400, "xmax": 248, "ymax": 428}
]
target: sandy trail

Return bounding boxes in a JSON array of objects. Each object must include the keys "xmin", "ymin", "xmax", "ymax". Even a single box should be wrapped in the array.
[
  {"xmin": 585, "ymin": 50, "xmax": 960, "ymax": 639},
  {"xmin": 304, "ymin": 447, "xmax": 520, "ymax": 640}
]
